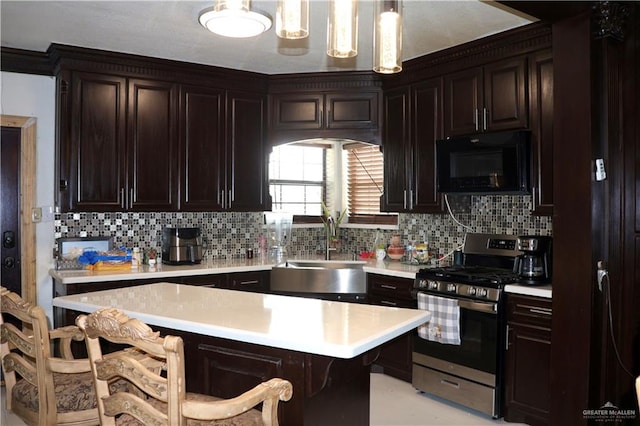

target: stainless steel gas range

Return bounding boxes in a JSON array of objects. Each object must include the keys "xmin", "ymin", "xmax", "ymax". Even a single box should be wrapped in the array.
[{"xmin": 412, "ymin": 233, "xmax": 521, "ymax": 419}]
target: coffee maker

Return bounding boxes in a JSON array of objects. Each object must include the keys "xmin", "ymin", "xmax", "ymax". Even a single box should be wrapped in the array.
[
  {"xmin": 162, "ymin": 227, "xmax": 203, "ymax": 265},
  {"xmin": 514, "ymin": 235, "xmax": 552, "ymax": 285}
]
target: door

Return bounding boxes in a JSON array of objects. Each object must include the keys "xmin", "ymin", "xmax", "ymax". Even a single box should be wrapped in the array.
[
  {"xmin": 127, "ymin": 79, "xmax": 178, "ymax": 211},
  {"xmin": 484, "ymin": 57, "xmax": 528, "ymax": 131},
  {"xmin": 1, "ymin": 127, "xmax": 21, "ymax": 295},
  {"xmin": 411, "ymin": 78, "xmax": 444, "ymax": 213},
  {"xmin": 227, "ymin": 91, "xmax": 268, "ymax": 211},
  {"xmin": 381, "ymin": 86, "xmax": 410, "ymax": 212},
  {"xmin": 325, "ymin": 91, "xmax": 379, "ymax": 129},
  {"xmin": 270, "ymin": 93, "xmax": 323, "ymax": 130},
  {"xmin": 180, "ymin": 85, "xmax": 225, "ymax": 211},
  {"xmin": 67, "ymin": 72, "xmax": 127, "ymax": 211},
  {"xmin": 444, "ymin": 67, "xmax": 483, "ymax": 137}
]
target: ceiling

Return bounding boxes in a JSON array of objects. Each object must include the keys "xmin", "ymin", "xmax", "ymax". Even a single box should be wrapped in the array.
[{"xmin": 0, "ymin": 1, "xmax": 536, "ymax": 75}]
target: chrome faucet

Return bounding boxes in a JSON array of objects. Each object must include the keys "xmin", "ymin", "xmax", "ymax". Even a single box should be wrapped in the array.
[{"xmin": 325, "ymin": 216, "xmax": 337, "ymax": 260}]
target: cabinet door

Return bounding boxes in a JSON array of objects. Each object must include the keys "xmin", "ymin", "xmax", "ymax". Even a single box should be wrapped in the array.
[
  {"xmin": 484, "ymin": 57, "xmax": 528, "ymax": 131},
  {"xmin": 127, "ymin": 79, "xmax": 178, "ymax": 211},
  {"xmin": 444, "ymin": 67, "xmax": 483, "ymax": 137},
  {"xmin": 180, "ymin": 85, "xmax": 225, "ymax": 211},
  {"xmin": 528, "ymin": 50, "xmax": 554, "ymax": 215},
  {"xmin": 270, "ymin": 93, "xmax": 323, "ymax": 130},
  {"xmin": 325, "ymin": 91, "xmax": 379, "ymax": 129},
  {"xmin": 66, "ymin": 71, "xmax": 127, "ymax": 211},
  {"xmin": 381, "ymin": 86, "xmax": 411, "ymax": 212},
  {"xmin": 227, "ymin": 91, "xmax": 268, "ymax": 211},
  {"xmin": 504, "ymin": 294, "xmax": 552, "ymax": 426},
  {"xmin": 411, "ymin": 78, "xmax": 444, "ymax": 213}
]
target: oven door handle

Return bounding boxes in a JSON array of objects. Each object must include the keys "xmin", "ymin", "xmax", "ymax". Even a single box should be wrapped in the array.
[{"xmin": 458, "ymin": 299, "xmax": 497, "ymax": 315}]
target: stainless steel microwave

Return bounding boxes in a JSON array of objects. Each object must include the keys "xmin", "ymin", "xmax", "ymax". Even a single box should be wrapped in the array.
[{"xmin": 435, "ymin": 130, "xmax": 531, "ymax": 194}]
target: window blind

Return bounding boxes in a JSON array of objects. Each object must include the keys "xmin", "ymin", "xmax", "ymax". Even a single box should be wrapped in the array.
[{"xmin": 347, "ymin": 145, "xmax": 395, "ymax": 224}]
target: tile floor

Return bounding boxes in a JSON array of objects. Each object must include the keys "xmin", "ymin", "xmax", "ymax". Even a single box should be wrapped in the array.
[{"xmin": 1, "ymin": 373, "xmax": 521, "ymax": 425}]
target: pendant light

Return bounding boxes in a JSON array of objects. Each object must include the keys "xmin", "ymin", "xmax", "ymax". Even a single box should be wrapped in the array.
[
  {"xmin": 373, "ymin": 0, "xmax": 402, "ymax": 74},
  {"xmin": 199, "ymin": 0, "xmax": 272, "ymax": 38},
  {"xmin": 276, "ymin": 0, "xmax": 309, "ymax": 39},
  {"xmin": 327, "ymin": 0, "xmax": 358, "ymax": 58}
]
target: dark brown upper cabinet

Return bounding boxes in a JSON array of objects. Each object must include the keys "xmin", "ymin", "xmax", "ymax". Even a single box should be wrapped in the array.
[
  {"xmin": 444, "ymin": 57, "xmax": 528, "ymax": 137},
  {"xmin": 179, "ymin": 86, "xmax": 268, "ymax": 212},
  {"xmin": 180, "ymin": 85, "xmax": 226, "ymax": 211},
  {"xmin": 528, "ymin": 50, "xmax": 554, "ymax": 215},
  {"xmin": 226, "ymin": 91, "xmax": 269, "ymax": 211},
  {"xmin": 270, "ymin": 91, "xmax": 379, "ymax": 134},
  {"xmin": 58, "ymin": 71, "xmax": 178, "ymax": 212},
  {"xmin": 53, "ymin": 44, "xmax": 268, "ymax": 213},
  {"xmin": 267, "ymin": 73, "xmax": 382, "ymax": 146},
  {"xmin": 381, "ymin": 79, "xmax": 444, "ymax": 213}
]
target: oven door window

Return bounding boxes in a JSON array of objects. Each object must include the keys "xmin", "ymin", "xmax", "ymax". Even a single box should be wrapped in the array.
[{"xmin": 413, "ymin": 299, "xmax": 499, "ymax": 375}]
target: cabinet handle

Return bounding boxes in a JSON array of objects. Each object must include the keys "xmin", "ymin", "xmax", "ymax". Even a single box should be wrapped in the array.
[
  {"xmin": 505, "ymin": 324, "xmax": 510, "ymax": 351},
  {"xmin": 319, "ymin": 110, "xmax": 323, "ymax": 127},
  {"xmin": 403, "ymin": 190, "xmax": 407, "ymax": 209},
  {"xmin": 380, "ymin": 284, "xmax": 398, "ymax": 290},
  {"xmin": 130, "ymin": 188, "xmax": 134, "ymax": 209},
  {"xmin": 380, "ymin": 300, "xmax": 397, "ymax": 306},
  {"xmin": 238, "ymin": 280, "xmax": 259, "ymax": 286},
  {"xmin": 474, "ymin": 108, "xmax": 479, "ymax": 131},
  {"xmin": 528, "ymin": 307, "xmax": 552, "ymax": 316},
  {"xmin": 483, "ymin": 108, "xmax": 488, "ymax": 131},
  {"xmin": 228, "ymin": 190, "xmax": 232, "ymax": 209},
  {"xmin": 120, "ymin": 188, "xmax": 125, "ymax": 209},
  {"xmin": 220, "ymin": 190, "xmax": 225, "ymax": 209},
  {"xmin": 409, "ymin": 190, "xmax": 414, "ymax": 210}
]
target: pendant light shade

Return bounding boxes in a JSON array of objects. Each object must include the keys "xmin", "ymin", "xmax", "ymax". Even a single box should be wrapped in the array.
[
  {"xmin": 276, "ymin": 0, "xmax": 309, "ymax": 39},
  {"xmin": 199, "ymin": 0, "xmax": 272, "ymax": 38},
  {"xmin": 373, "ymin": 0, "xmax": 402, "ymax": 74},
  {"xmin": 327, "ymin": 0, "xmax": 358, "ymax": 58}
]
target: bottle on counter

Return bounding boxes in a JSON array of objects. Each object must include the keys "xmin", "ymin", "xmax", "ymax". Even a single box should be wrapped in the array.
[{"xmin": 131, "ymin": 247, "xmax": 141, "ymax": 269}]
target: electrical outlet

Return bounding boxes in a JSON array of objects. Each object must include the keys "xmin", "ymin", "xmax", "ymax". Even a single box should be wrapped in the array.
[
  {"xmin": 31, "ymin": 207, "xmax": 42, "ymax": 223},
  {"xmin": 595, "ymin": 158, "xmax": 607, "ymax": 181}
]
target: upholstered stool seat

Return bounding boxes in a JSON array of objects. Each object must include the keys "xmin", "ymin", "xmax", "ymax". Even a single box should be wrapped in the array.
[
  {"xmin": 11, "ymin": 372, "xmax": 132, "ymax": 416},
  {"xmin": 114, "ymin": 392, "xmax": 264, "ymax": 426}
]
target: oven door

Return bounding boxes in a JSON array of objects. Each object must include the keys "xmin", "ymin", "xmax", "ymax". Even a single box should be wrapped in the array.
[{"xmin": 413, "ymin": 292, "xmax": 501, "ymax": 376}]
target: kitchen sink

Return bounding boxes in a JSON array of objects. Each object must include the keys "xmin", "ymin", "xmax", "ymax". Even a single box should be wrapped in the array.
[{"xmin": 270, "ymin": 260, "xmax": 367, "ymax": 300}]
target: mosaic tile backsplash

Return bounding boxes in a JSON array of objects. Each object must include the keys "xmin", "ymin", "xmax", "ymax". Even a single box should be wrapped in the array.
[{"xmin": 55, "ymin": 195, "xmax": 552, "ymax": 263}]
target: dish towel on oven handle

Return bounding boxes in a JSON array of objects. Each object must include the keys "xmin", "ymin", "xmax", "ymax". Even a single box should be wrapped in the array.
[{"xmin": 417, "ymin": 293, "xmax": 461, "ymax": 345}]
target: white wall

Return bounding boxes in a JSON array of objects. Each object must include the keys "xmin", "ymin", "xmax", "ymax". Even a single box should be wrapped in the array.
[{"xmin": 1, "ymin": 71, "xmax": 56, "ymax": 324}]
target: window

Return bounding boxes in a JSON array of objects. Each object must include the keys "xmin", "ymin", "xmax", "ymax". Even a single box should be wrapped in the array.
[
  {"xmin": 269, "ymin": 141, "xmax": 396, "ymax": 226},
  {"xmin": 269, "ymin": 144, "xmax": 325, "ymax": 216},
  {"xmin": 345, "ymin": 144, "xmax": 395, "ymax": 225}
]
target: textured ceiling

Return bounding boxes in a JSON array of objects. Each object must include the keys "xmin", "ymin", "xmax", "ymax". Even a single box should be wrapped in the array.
[{"xmin": 0, "ymin": 1, "xmax": 536, "ymax": 75}]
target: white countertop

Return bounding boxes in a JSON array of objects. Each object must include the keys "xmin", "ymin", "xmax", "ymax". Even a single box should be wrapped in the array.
[
  {"xmin": 50, "ymin": 258, "xmax": 426, "ymax": 284},
  {"xmin": 504, "ymin": 283, "xmax": 552, "ymax": 299},
  {"xmin": 53, "ymin": 282, "xmax": 430, "ymax": 359}
]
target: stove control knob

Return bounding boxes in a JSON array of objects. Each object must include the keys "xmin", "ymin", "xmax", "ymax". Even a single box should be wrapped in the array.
[
  {"xmin": 428, "ymin": 280, "xmax": 438, "ymax": 290},
  {"xmin": 468, "ymin": 287, "xmax": 476, "ymax": 296},
  {"xmin": 477, "ymin": 288, "xmax": 488, "ymax": 297},
  {"xmin": 447, "ymin": 283, "xmax": 457, "ymax": 293}
]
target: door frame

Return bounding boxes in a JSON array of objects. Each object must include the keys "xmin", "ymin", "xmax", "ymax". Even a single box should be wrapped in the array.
[{"xmin": 1, "ymin": 115, "xmax": 36, "ymax": 304}]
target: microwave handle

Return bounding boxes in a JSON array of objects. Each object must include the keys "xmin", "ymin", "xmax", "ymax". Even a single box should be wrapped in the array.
[{"xmin": 474, "ymin": 108, "xmax": 479, "ymax": 131}]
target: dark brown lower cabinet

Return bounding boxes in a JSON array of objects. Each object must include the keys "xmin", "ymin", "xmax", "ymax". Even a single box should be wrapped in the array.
[
  {"xmin": 504, "ymin": 294, "xmax": 552, "ymax": 425},
  {"xmin": 367, "ymin": 274, "xmax": 417, "ymax": 382},
  {"xmin": 145, "ymin": 325, "xmax": 378, "ymax": 426}
]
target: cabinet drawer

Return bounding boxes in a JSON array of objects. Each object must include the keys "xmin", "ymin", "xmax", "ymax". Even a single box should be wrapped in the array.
[
  {"xmin": 368, "ymin": 294, "xmax": 416, "ymax": 309},
  {"xmin": 368, "ymin": 274, "xmax": 415, "ymax": 300},
  {"xmin": 227, "ymin": 271, "xmax": 269, "ymax": 293},
  {"xmin": 506, "ymin": 294, "xmax": 552, "ymax": 328}
]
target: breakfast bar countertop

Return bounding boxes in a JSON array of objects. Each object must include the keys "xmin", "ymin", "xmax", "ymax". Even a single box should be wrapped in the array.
[{"xmin": 52, "ymin": 282, "xmax": 430, "ymax": 359}]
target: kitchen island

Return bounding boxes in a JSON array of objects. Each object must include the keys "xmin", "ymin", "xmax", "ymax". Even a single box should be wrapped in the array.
[{"xmin": 53, "ymin": 282, "xmax": 429, "ymax": 425}]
